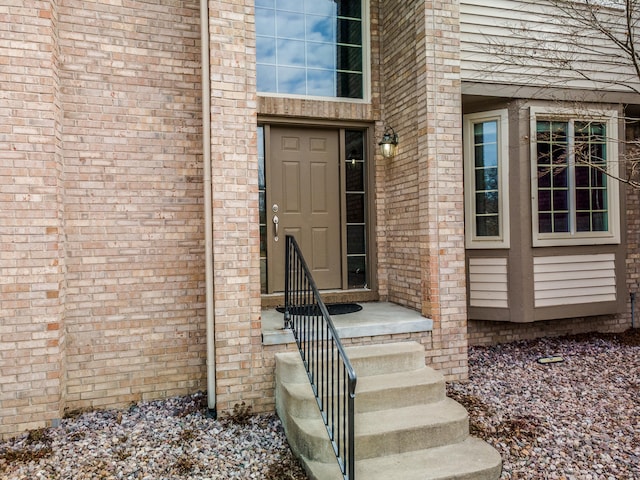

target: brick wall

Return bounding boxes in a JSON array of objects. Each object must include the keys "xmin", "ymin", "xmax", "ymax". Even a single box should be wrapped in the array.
[
  {"xmin": 59, "ymin": 0, "xmax": 206, "ymax": 413},
  {"xmin": 625, "ymin": 124, "xmax": 640, "ymax": 330},
  {"xmin": 0, "ymin": 1, "xmax": 67, "ymax": 439},
  {"xmin": 468, "ymin": 314, "xmax": 631, "ymax": 346}
]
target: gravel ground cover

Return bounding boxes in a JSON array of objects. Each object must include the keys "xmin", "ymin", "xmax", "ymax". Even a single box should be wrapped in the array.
[
  {"xmin": 448, "ymin": 329, "xmax": 640, "ymax": 480},
  {"xmin": 1, "ymin": 330, "xmax": 638, "ymax": 480},
  {"xmin": 0, "ymin": 396, "xmax": 307, "ymax": 480}
]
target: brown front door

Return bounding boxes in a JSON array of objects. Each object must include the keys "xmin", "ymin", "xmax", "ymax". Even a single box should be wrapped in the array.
[{"xmin": 267, "ymin": 126, "xmax": 342, "ymax": 292}]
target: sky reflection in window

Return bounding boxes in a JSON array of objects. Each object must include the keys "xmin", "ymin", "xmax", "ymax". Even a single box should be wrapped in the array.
[{"xmin": 256, "ymin": 0, "xmax": 363, "ymax": 99}]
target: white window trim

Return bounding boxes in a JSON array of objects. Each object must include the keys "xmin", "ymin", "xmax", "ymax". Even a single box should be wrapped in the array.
[
  {"xmin": 463, "ymin": 109, "xmax": 510, "ymax": 249},
  {"xmin": 256, "ymin": 0, "xmax": 371, "ymax": 103},
  {"xmin": 529, "ymin": 106, "xmax": 621, "ymax": 247}
]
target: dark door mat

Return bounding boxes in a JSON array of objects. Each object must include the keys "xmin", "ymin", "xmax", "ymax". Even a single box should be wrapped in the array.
[{"xmin": 276, "ymin": 303, "xmax": 362, "ymax": 316}]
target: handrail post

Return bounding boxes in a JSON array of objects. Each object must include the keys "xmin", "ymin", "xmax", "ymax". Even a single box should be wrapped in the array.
[{"xmin": 284, "ymin": 236, "xmax": 291, "ymax": 329}]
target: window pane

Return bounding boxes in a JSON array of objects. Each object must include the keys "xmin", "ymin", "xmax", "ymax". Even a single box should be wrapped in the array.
[
  {"xmin": 576, "ymin": 212, "xmax": 591, "ymax": 232},
  {"xmin": 257, "ymin": 37, "xmax": 276, "ymax": 64},
  {"xmin": 539, "ymin": 212, "xmax": 552, "ymax": 233},
  {"xmin": 338, "ymin": 0, "xmax": 361, "ymax": 18},
  {"xmin": 277, "ymin": 12, "xmax": 305, "ymax": 39},
  {"xmin": 553, "ymin": 168, "xmax": 567, "ymax": 188},
  {"xmin": 553, "ymin": 189, "xmax": 568, "ymax": 211},
  {"xmin": 337, "ymin": 45, "xmax": 363, "ymax": 71},
  {"xmin": 347, "ymin": 256, "xmax": 366, "ymax": 288},
  {"xmin": 260, "ymin": 258, "xmax": 267, "ymax": 294},
  {"xmin": 259, "ymin": 192, "xmax": 266, "ymax": 224},
  {"xmin": 345, "ymin": 130, "xmax": 364, "ymax": 160},
  {"xmin": 346, "ymin": 193, "xmax": 364, "ymax": 223},
  {"xmin": 256, "ymin": 8, "xmax": 276, "ymax": 36},
  {"xmin": 258, "ymin": 127, "xmax": 266, "ymax": 189},
  {"xmin": 592, "ymin": 189, "xmax": 606, "ymax": 210},
  {"xmin": 551, "ymin": 121, "xmax": 567, "ymax": 142},
  {"xmin": 592, "ymin": 212, "xmax": 608, "ymax": 231},
  {"xmin": 538, "ymin": 167, "xmax": 551, "ymax": 188},
  {"xmin": 260, "ymin": 225, "xmax": 267, "ymax": 256},
  {"xmin": 337, "ymin": 71, "xmax": 363, "ymax": 98},
  {"xmin": 477, "ymin": 216, "xmax": 499, "ymax": 237},
  {"xmin": 474, "ymin": 121, "xmax": 497, "ymax": 144},
  {"xmin": 256, "ymin": 0, "xmax": 364, "ymax": 99},
  {"xmin": 277, "ymin": 0, "xmax": 303, "ymax": 13},
  {"xmin": 538, "ymin": 190, "xmax": 551, "ymax": 211},
  {"xmin": 576, "ymin": 189, "xmax": 590, "ymax": 210},
  {"xmin": 551, "ymin": 145, "xmax": 567, "ymax": 165},
  {"xmin": 346, "ymin": 161, "xmax": 364, "ymax": 191},
  {"xmin": 537, "ymin": 142, "xmax": 551, "ymax": 165},
  {"xmin": 478, "ymin": 143, "xmax": 498, "ymax": 167},
  {"xmin": 277, "ymin": 67, "xmax": 306, "ymax": 94},
  {"xmin": 307, "ymin": 69, "xmax": 335, "ymax": 96},
  {"xmin": 307, "ymin": 15, "xmax": 335, "ymax": 42},
  {"xmin": 575, "ymin": 165, "xmax": 589, "ymax": 188},
  {"xmin": 305, "ymin": 0, "xmax": 335, "ymax": 15},
  {"xmin": 537, "ymin": 120, "xmax": 551, "ymax": 141},
  {"xmin": 257, "ymin": 64, "xmax": 277, "ymax": 92},
  {"xmin": 307, "ymin": 43, "xmax": 335, "ymax": 69},
  {"xmin": 347, "ymin": 225, "xmax": 365, "ymax": 254},
  {"xmin": 476, "ymin": 191, "xmax": 498, "ymax": 214},
  {"xmin": 337, "ymin": 18, "xmax": 362, "ymax": 45},
  {"xmin": 475, "ymin": 167, "xmax": 498, "ymax": 191},
  {"xmin": 277, "ymin": 39, "xmax": 305, "ymax": 65},
  {"xmin": 553, "ymin": 212, "xmax": 569, "ymax": 232}
]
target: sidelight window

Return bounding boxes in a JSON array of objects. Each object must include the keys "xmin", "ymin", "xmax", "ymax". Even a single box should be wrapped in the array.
[{"xmin": 463, "ymin": 109, "xmax": 510, "ymax": 249}]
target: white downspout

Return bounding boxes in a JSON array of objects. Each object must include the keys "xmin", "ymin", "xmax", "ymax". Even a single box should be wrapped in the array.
[{"xmin": 200, "ymin": 0, "xmax": 216, "ymax": 417}]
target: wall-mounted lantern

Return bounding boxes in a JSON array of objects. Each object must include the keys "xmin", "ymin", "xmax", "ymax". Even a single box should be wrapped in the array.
[{"xmin": 379, "ymin": 126, "xmax": 399, "ymax": 158}]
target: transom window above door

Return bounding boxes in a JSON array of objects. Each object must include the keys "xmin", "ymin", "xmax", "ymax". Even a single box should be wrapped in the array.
[{"xmin": 255, "ymin": 0, "xmax": 365, "ymax": 99}]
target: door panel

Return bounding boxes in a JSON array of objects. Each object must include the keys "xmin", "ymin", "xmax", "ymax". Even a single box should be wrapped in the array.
[{"xmin": 268, "ymin": 127, "xmax": 341, "ymax": 292}]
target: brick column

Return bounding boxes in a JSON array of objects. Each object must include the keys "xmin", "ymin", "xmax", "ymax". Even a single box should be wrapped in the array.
[
  {"xmin": 207, "ymin": 1, "xmax": 264, "ymax": 413},
  {"xmin": 0, "ymin": 1, "xmax": 66, "ymax": 439},
  {"xmin": 419, "ymin": 1, "xmax": 468, "ymax": 379},
  {"xmin": 380, "ymin": 0, "xmax": 467, "ymax": 380}
]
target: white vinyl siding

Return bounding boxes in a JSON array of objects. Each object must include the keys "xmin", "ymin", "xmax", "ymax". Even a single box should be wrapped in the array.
[
  {"xmin": 460, "ymin": 1, "xmax": 640, "ymax": 94},
  {"xmin": 469, "ymin": 258, "xmax": 508, "ymax": 308},
  {"xmin": 533, "ymin": 254, "xmax": 616, "ymax": 307}
]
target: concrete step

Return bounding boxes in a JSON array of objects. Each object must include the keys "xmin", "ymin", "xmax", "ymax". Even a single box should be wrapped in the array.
[
  {"xmin": 355, "ymin": 399, "xmax": 469, "ymax": 459},
  {"xmin": 277, "ymin": 365, "xmax": 445, "ymax": 418},
  {"xmin": 285, "ymin": 398, "xmax": 469, "ymax": 463},
  {"xmin": 355, "ymin": 366, "xmax": 445, "ymax": 412},
  {"xmin": 275, "ymin": 350, "xmax": 312, "ymax": 384},
  {"xmin": 276, "ymin": 342, "xmax": 427, "ymax": 384},
  {"xmin": 305, "ymin": 438, "xmax": 502, "ymax": 480},
  {"xmin": 345, "ymin": 342, "xmax": 427, "ymax": 376}
]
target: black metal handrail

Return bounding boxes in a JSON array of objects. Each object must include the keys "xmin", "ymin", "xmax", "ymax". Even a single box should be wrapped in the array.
[{"xmin": 284, "ymin": 235, "xmax": 357, "ymax": 480}]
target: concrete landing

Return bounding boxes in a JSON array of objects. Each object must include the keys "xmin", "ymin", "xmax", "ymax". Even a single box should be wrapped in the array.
[{"xmin": 262, "ymin": 301, "xmax": 433, "ymax": 345}]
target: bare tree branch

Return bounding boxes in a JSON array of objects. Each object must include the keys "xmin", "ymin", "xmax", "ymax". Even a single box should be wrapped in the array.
[{"xmin": 477, "ymin": 0, "xmax": 640, "ymax": 188}]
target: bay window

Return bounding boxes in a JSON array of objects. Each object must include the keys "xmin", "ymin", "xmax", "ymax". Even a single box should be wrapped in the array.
[{"xmin": 530, "ymin": 107, "xmax": 620, "ymax": 246}]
